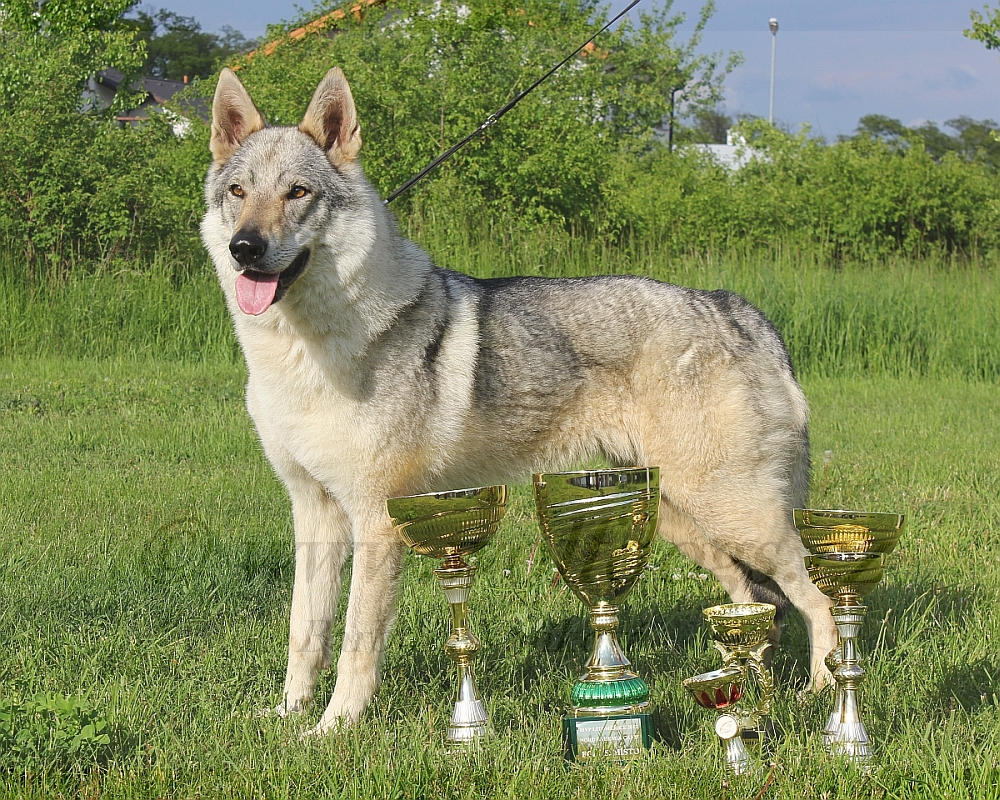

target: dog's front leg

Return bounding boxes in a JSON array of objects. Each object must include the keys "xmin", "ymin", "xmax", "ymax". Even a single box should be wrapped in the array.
[
  {"xmin": 275, "ymin": 474, "xmax": 352, "ymax": 717},
  {"xmin": 310, "ymin": 510, "xmax": 406, "ymax": 734}
]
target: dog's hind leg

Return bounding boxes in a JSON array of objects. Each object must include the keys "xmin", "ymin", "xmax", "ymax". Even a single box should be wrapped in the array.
[
  {"xmin": 310, "ymin": 508, "xmax": 407, "ymax": 734},
  {"xmin": 676, "ymin": 496, "xmax": 837, "ymax": 691},
  {"xmin": 275, "ymin": 469, "xmax": 352, "ymax": 717},
  {"xmin": 760, "ymin": 547, "xmax": 838, "ymax": 691}
]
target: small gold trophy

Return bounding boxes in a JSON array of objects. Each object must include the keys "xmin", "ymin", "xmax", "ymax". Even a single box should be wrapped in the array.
[
  {"xmin": 387, "ymin": 485, "xmax": 508, "ymax": 745},
  {"xmin": 793, "ymin": 509, "xmax": 905, "ymax": 767},
  {"xmin": 683, "ymin": 603, "xmax": 776, "ymax": 775},
  {"xmin": 532, "ymin": 467, "xmax": 659, "ymax": 761}
]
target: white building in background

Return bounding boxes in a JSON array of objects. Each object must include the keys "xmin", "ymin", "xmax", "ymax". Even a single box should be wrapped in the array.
[{"xmin": 688, "ymin": 130, "xmax": 762, "ymax": 170}]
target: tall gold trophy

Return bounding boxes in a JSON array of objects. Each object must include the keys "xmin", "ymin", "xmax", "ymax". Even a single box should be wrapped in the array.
[
  {"xmin": 793, "ymin": 509, "xmax": 905, "ymax": 766},
  {"xmin": 387, "ymin": 485, "xmax": 508, "ymax": 745},
  {"xmin": 533, "ymin": 467, "xmax": 659, "ymax": 761},
  {"xmin": 682, "ymin": 603, "xmax": 776, "ymax": 775}
]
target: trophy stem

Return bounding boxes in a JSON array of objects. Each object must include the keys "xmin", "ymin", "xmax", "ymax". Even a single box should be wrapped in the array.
[
  {"xmin": 712, "ymin": 639, "xmax": 774, "ymax": 726},
  {"xmin": 583, "ymin": 603, "xmax": 634, "ymax": 683},
  {"xmin": 569, "ymin": 601, "xmax": 650, "ymax": 715},
  {"xmin": 434, "ymin": 559, "xmax": 488, "ymax": 744},
  {"xmin": 742, "ymin": 642, "xmax": 775, "ymax": 722},
  {"xmin": 716, "ymin": 714, "xmax": 752, "ymax": 776},
  {"xmin": 823, "ymin": 644, "xmax": 844, "ymax": 746},
  {"xmin": 829, "ymin": 604, "xmax": 871, "ymax": 765}
]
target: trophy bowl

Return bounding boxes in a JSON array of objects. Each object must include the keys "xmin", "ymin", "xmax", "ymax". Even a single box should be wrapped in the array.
[
  {"xmin": 533, "ymin": 467, "xmax": 660, "ymax": 761},
  {"xmin": 683, "ymin": 666, "xmax": 745, "ymax": 710},
  {"xmin": 794, "ymin": 509, "xmax": 905, "ymax": 555},
  {"xmin": 805, "ymin": 552, "xmax": 885, "ymax": 602},
  {"xmin": 533, "ymin": 468, "xmax": 660, "ymax": 608},
  {"xmin": 388, "ymin": 485, "xmax": 508, "ymax": 561},
  {"xmin": 703, "ymin": 603, "xmax": 777, "ymax": 649},
  {"xmin": 796, "ymin": 509, "xmax": 906, "ymax": 766},
  {"xmin": 387, "ymin": 484, "xmax": 508, "ymax": 746}
]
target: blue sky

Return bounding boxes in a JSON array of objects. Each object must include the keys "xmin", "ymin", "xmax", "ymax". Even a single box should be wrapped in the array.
[{"xmin": 152, "ymin": 0, "xmax": 1000, "ymax": 138}]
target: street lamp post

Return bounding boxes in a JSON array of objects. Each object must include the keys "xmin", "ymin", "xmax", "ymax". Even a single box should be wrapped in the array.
[{"xmin": 768, "ymin": 18, "xmax": 778, "ymax": 125}]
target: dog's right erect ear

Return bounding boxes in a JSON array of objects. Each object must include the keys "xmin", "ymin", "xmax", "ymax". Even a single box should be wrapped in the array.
[
  {"xmin": 210, "ymin": 68, "xmax": 266, "ymax": 165},
  {"xmin": 299, "ymin": 68, "xmax": 362, "ymax": 166}
]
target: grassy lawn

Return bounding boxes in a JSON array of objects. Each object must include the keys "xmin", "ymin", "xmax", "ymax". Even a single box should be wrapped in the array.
[{"xmin": 2, "ymin": 358, "xmax": 999, "ymax": 798}]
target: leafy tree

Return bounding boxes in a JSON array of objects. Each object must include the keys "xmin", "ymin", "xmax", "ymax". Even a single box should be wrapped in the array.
[
  {"xmin": 852, "ymin": 114, "xmax": 910, "ymax": 148},
  {"xmin": 685, "ymin": 107, "xmax": 733, "ymax": 144},
  {"xmin": 851, "ymin": 114, "xmax": 1000, "ymax": 170},
  {"xmin": 946, "ymin": 115, "xmax": 1000, "ymax": 169},
  {"xmin": 963, "ymin": 6, "xmax": 1000, "ymax": 148},
  {"xmin": 0, "ymin": 0, "xmax": 153, "ymax": 268},
  {"xmin": 122, "ymin": 8, "xmax": 258, "ymax": 81},
  {"xmin": 0, "ymin": 0, "xmax": 256, "ymax": 274},
  {"xmin": 966, "ymin": 4, "xmax": 1000, "ymax": 51},
  {"xmin": 216, "ymin": 0, "xmax": 739, "ymax": 226}
]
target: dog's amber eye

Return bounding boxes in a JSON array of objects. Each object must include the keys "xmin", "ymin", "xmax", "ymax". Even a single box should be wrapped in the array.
[
  {"xmin": 288, "ymin": 185, "xmax": 309, "ymax": 200},
  {"xmin": 229, "ymin": 184, "xmax": 244, "ymax": 198}
]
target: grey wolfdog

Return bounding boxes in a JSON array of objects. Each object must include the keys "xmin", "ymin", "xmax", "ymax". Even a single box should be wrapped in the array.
[{"xmin": 201, "ymin": 67, "xmax": 837, "ymax": 734}]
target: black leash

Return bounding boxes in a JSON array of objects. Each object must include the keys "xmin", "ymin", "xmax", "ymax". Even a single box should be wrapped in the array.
[{"xmin": 383, "ymin": 0, "xmax": 643, "ymax": 204}]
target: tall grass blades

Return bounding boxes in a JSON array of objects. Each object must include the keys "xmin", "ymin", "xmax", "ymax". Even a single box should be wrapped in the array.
[
  {"xmin": 0, "ymin": 250, "xmax": 237, "ymax": 363},
  {"xmin": 2, "ymin": 235, "xmax": 997, "ymax": 379}
]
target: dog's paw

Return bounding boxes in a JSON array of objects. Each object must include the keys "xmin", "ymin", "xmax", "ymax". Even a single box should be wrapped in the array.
[
  {"xmin": 301, "ymin": 693, "xmax": 367, "ymax": 738},
  {"xmin": 259, "ymin": 697, "xmax": 310, "ymax": 718},
  {"xmin": 299, "ymin": 715, "xmax": 350, "ymax": 740}
]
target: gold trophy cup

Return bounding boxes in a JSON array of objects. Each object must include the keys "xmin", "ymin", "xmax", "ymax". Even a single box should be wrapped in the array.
[
  {"xmin": 387, "ymin": 485, "xmax": 508, "ymax": 745},
  {"xmin": 533, "ymin": 467, "xmax": 659, "ymax": 761},
  {"xmin": 683, "ymin": 603, "xmax": 776, "ymax": 775},
  {"xmin": 794, "ymin": 509, "xmax": 905, "ymax": 766}
]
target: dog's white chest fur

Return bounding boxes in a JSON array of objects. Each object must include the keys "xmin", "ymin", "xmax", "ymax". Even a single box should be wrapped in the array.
[{"xmin": 237, "ymin": 285, "xmax": 480, "ymax": 501}]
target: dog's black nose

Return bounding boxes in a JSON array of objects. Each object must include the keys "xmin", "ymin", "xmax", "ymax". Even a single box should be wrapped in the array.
[{"xmin": 229, "ymin": 230, "xmax": 268, "ymax": 267}]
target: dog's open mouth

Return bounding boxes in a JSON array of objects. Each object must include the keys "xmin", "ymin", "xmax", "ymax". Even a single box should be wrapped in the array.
[{"xmin": 235, "ymin": 249, "xmax": 310, "ymax": 316}]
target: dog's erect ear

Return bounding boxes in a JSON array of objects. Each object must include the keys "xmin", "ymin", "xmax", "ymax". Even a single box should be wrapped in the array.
[
  {"xmin": 210, "ymin": 68, "xmax": 266, "ymax": 165},
  {"xmin": 299, "ymin": 68, "xmax": 362, "ymax": 165}
]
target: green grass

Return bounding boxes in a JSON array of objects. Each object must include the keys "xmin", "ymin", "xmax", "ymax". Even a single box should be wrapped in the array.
[
  {"xmin": 1, "ymin": 235, "xmax": 998, "ymax": 796},
  {"xmin": 2, "ymin": 358, "xmax": 999, "ymax": 798},
  {"xmin": 0, "ymin": 255, "xmax": 237, "ymax": 363}
]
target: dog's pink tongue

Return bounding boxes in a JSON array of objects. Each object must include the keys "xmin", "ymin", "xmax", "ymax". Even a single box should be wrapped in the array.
[{"xmin": 235, "ymin": 272, "xmax": 279, "ymax": 316}]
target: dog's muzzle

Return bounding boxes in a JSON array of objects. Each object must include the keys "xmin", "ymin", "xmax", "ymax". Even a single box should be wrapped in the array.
[{"xmin": 230, "ymin": 230, "xmax": 268, "ymax": 267}]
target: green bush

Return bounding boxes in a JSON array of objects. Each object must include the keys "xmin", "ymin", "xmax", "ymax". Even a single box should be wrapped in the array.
[
  {"xmin": 603, "ymin": 121, "xmax": 1000, "ymax": 259},
  {"xmin": 0, "ymin": 0, "xmax": 147, "ymax": 272},
  {"xmin": 211, "ymin": 0, "xmax": 731, "ymax": 226},
  {"xmin": 2, "ymin": 0, "xmax": 1000, "ymax": 271},
  {"xmin": 0, "ymin": 0, "xmax": 212, "ymax": 274}
]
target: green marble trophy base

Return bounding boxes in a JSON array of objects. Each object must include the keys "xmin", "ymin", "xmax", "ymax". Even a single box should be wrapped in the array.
[{"xmin": 563, "ymin": 674, "xmax": 654, "ymax": 761}]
